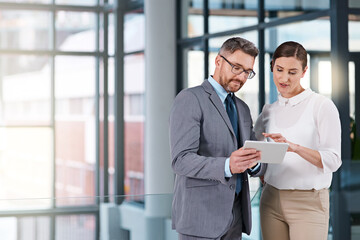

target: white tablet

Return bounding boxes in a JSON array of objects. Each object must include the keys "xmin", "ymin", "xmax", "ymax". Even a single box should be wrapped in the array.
[{"xmin": 243, "ymin": 140, "xmax": 289, "ymax": 164}]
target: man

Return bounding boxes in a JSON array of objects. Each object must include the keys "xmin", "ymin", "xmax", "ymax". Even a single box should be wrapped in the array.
[{"xmin": 169, "ymin": 37, "xmax": 266, "ymax": 240}]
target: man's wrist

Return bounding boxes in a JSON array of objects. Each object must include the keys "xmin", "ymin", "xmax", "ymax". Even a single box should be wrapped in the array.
[
  {"xmin": 249, "ymin": 163, "xmax": 260, "ymax": 175},
  {"xmin": 224, "ymin": 158, "xmax": 233, "ymax": 177},
  {"xmin": 250, "ymin": 163, "xmax": 259, "ymax": 170}
]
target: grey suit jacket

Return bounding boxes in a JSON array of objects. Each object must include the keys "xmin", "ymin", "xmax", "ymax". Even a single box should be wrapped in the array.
[{"xmin": 169, "ymin": 80, "xmax": 265, "ymax": 238}]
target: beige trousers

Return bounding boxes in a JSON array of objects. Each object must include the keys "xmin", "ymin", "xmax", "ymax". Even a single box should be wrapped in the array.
[{"xmin": 260, "ymin": 183, "xmax": 329, "ymax": 240}]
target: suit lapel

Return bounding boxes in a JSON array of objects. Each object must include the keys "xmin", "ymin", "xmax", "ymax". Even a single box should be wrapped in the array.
[
  {"xmin": 235, "ymin": 98, "xmax": 246, "ymax": 147},
  {"xmin": 202, "ymin": 80, "xmax": 237, "ymax": 144}
]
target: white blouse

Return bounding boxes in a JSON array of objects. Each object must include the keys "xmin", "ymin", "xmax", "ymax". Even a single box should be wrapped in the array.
[{"xmin": 254, "ymin": 89, "xmax": 342, "ymax": 190}]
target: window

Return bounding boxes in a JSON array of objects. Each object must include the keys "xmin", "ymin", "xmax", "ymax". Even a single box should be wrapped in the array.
[
  {"xmin": 123, "ymin": 3, "xmax": 146, "ymax": 200},
  {"xmin": 0, "ymin": 0, "xmax": 113, "ymax": 238}
]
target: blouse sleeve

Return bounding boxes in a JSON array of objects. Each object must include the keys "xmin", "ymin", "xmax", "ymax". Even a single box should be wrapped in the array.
[
  {"xmin": 254, "ymin": 105, "xmax": 267, "ymax": 141},
  {"xmin": 316, "ymin": 98, "xmax": 342, "ymax": 173}
]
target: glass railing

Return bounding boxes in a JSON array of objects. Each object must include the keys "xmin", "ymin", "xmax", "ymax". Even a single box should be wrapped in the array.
[
  {"xmin": 0, "ymin": 186, "xmax": 262, "ymax": 240},
  {"xmin": 1, "ymin": 162, "xmax": 360, "ymax": 240}
]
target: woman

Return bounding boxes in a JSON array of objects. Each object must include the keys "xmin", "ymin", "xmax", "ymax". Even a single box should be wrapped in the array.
[{"xmin": 254, "ymin": 41, "xmax": 342, "ymax": 240}]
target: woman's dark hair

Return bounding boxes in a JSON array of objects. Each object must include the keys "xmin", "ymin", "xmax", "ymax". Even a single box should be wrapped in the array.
[{"xmin": 270, "ymin": 41, "xmax": 307, "ymax": 72}]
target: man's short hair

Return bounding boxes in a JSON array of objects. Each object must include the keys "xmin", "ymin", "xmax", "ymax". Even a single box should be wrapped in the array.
[{"xmin": 219, "ymin": 37, "xmax": 259, "ymax": 58}]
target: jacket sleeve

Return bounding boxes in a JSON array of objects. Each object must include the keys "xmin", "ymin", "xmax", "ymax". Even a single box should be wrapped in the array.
[{"xmin": 169, "ymin": 89, "xmax": 228, "ymax": 184}]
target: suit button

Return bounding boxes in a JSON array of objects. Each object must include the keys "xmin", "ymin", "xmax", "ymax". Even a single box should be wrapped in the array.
[{"xmin": 230, "ymin": 184, "xmax": 235, "ymax": 190}]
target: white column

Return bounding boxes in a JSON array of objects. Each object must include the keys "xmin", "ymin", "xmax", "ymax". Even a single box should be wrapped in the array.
[{"xmin": 144, "ymin": 0, "xmax": 176, "ymax": 217}]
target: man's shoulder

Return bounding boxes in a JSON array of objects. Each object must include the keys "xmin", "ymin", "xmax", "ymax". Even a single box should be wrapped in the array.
[
  {"xmin": 234, "ymin": 95, "xmax": 251, "ymax": 111},
  {"xmin": 176, "ymin": 83, "xmax": 208, "ymax": 99},
  {"xmin": 170, "ymin": 85, "xmax": 206, "ymax": 119},
  {"xmin": 234, "ymin": 95, "xmax": 246, "ymax": 104},
  {"xmin": 186, "ymin": 84, "xmax": 205, "ymax": 93},
  {"xmin": 172, "ymin": 86, "xmax": 205, "ymax": 109}
]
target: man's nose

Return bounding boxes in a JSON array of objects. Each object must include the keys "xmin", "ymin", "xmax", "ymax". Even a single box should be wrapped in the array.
[{"xmin": 237, "ymin": 72, "xmax": 247, "ymax": 81}]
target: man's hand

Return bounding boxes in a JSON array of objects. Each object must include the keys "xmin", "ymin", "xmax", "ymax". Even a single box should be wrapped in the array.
[{"xmin": 229, "ymin": 148, "xmax": 261, "ymax": 174}]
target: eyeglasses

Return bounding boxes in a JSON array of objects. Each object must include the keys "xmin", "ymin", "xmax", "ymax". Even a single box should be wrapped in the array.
[{"xmin": 220, "ymin": 55, "xmax": 256, "ymax": 79}]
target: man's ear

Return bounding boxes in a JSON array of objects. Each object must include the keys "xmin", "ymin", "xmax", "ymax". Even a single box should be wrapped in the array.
[{"xmin": 215, "ymin": 54, "xmax": 222, "ymax": 68}]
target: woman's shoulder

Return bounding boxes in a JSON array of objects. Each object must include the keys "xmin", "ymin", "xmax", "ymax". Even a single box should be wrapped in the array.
[
  {"xmin": 310, "ymin": 92, "xmax": 339, "ymax": 116},
  {"xmin": 310, "ymin": 92, "xmax": 336, "ymax": 108}
]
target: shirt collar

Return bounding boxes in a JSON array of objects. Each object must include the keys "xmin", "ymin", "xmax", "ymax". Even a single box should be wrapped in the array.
[
  {"xmin": 208, "ymin": 75, "xmax": 229, "ymax": 104},
  {"xmin": 278, "ymin": 88, "xmax": 313, "ymax": 106}
]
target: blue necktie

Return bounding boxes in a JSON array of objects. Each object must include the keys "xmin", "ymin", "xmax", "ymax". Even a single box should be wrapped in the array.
[{"xmin": 225, "ymin": 93, "xmax": 242, "ymax": 194}]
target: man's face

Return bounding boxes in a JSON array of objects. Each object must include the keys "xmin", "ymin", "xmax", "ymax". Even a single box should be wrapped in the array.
[{"xmin": 215, "ymin": 50, "xmax": 255, "ymax": 93}]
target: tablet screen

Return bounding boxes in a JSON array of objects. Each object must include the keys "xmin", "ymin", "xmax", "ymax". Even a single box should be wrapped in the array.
[{"xmin": 243, "ymin": 140, "xmax": 289, "ymax": 164}]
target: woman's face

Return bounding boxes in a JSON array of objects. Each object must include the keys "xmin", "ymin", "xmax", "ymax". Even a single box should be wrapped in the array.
[{"xmin": 272, "ymin": 56, "xmax": 308, "ymax": 98}]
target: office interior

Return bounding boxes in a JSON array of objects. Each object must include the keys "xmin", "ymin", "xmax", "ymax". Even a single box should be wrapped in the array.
[{"xmin": 0, "ymin": 0, "xmax": 359, "ymax": 239}]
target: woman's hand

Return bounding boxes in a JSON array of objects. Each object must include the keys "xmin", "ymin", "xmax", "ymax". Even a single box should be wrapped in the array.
[
  {"xmin": 262, "ymin": 133, "xmax": 299, "ymax": 152},
  {"xmin": 263, "ymin": 132, "xmax": 323, "ymax": 168}
]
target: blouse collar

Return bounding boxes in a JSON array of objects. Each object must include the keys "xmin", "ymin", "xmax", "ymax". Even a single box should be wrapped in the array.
[{"xmin": 278, "ymin": 88, "xmax": 313, "ymax": 106}]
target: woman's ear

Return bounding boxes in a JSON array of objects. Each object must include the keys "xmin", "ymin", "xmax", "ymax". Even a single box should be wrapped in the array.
[{"xmin": 301, "ymin": 66, "xmax": 308, "ymax": 78}]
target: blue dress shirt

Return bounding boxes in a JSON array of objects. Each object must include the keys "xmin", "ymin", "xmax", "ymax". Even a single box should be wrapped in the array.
[{"xmin": 208, "ymin": 76, "xmax": 259, "ymax": 177}]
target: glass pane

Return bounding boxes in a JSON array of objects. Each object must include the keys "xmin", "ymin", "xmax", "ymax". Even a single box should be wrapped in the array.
[
  {"xmin": 0, "ymin": 55, "xmax": 51, "ymax": 125},
  {"xmin": 0, "ymin": 10, "xmax": 51, "ymax": 50},
  {"xmin": 182, "ymin": 0, "xmax": 204, "ymax": 38},
  {"xmin": 56, "ymin": 215, "xmax": 95, "ymax": 240},
  {"xmin": 349, "ymin": 15, "xmax": 360, "ymax": 52},
  {"xmin": 264, "ymin": 0, "xmax": 329, "ymax": 22},
  {"xmin": 99, "ymin": 57, "xmax": 106, "ymax": 199},
  {"xmin": 264, "ymin": 53, "xmax": 276, "ymax": 104},
  {"xmin": 349, "ymin": 61, "xmax": 360, "ymax": 161},
  {"xmin": 0, "ymin": 216, "xmax": 51, "ymax": 240},
  {"xmin": 0, "ymin": 127, "xmax": 52, "ymax": 210},
  {"xmin": 349, "ymin": 0, "xmax": 360, "ymax": 8},
  {"xmin": 99, "ymin": 13, "xmax": 115, "ymax": 56},
  {"xmin": 99, "ymin": 13, "xmax": 105, "ymax": 53},
  {"xmin": 0, "ymin": 217, "xmax": 17, "ymax": 240},
  {"xmin": 0, "ymin": 214, "xmax": 96, "ymax": 240},
  {"xmin": 124, "ymin": 12, "xmax": 145, "ymax": 53},
  {"xmin": 318, "ymin": 60, "xmax": 331, "ymax": 98},
  {"xmin": 21, "ymin": 216, "xmax": 51, "ymax": 240},
  {"xmin": 98, "ymin": 57, "xmax": 114, "ymax": 201},
  {"xmin": 103, "ymin": 0, "xmax": 115, "ymax": 5},
  {"xmin": 56, "ymin": 11, "xmax": 97, "ymax": 52},
  {"xmin": 209, "ymin": 0, "xmax": 258, "ymax": 34},
  {"xmin": 108, "ymin": 57, "xmax": 115, "ymax": 201},
  {"xmin": 55, "ymin": 56, "xmax": 96, "ymax": 206},
  {"xmin": 109, "ymin": 13, "xmax": 115, "ymax": 56},
  {"xmin": 265, "ymin": 19, "xmax": 330, "ymax": 52},
  {"xmin": 124, "ymin": 54, "xmax": 145, "ymax": 198},
  {"xmin": 187, "ymin": 45, "xmax": 204, "ymax": 88},
  {"xmin": 55, "ymin": 0, "xmax": 97, "ymax": 6}
]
